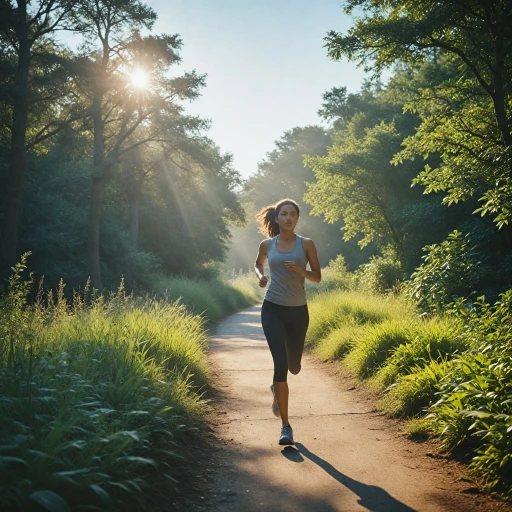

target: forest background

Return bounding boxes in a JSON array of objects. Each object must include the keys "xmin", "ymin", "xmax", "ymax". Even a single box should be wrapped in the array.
[{"xmin": 1, "ymin": 0, "xmax": 512, "ymax": 508}]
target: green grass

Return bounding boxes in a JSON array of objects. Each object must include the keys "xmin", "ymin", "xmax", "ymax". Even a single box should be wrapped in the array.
[
  {"xmin": 377, "ymin": 359, "xmax": 454, "ymax": 417},
  {"xmin": 403, "ymin": 418, "xmax": 436, "ymax": 439},
  {"xmin": 150, "ymin": 273, "xmax": 262, "ymax": 322},
  {"xmin": 344, "ymin": 319, "xmax": 413, "ymax": 378},
  {"xmin": 306, "ymin": 290, "xmax": 409, "ymax": 350},
  {"xmin": 370, "ymin": 317, "xmax": 465, "ymax": 390},
  {"xmin": 306, "ymin": 285, "xmax": 512, "ymax": 497},
  {"xmin": 0, "ymin": 262, "xmax": 261, "ymax": 511}
]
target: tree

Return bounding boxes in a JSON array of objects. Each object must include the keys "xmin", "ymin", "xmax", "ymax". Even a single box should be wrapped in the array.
[
  {"xmin": 304, "ymin": 120, "xmax": 414, "ymax": 250},
  {"xmin": 0, "ymin": 0, "xmax": 81, "ymax": 274},
  {"xmin": 324, "ymin": 0, "xmax": 512, "ymax": 230},
  {"xmin": 73, "ymin": 0, "xmax": 205, "ymax": 288}
]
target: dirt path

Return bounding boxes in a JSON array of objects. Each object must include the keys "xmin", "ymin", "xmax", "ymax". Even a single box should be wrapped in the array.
[{"xmin": 194, "ymin": 305, "xmax": 509, "ymax": 512}]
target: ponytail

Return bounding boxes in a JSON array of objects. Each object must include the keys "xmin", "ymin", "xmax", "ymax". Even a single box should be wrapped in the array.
[
  {"xmin": 255, "ymin": 198, "xmax": 300, "ymax": 238},
  {"xmin": 255, "ymin": 205, "xmax": 280, "ymax": 238}
]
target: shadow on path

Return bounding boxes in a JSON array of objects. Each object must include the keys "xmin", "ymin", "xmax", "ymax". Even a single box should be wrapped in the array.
[{"xmin": 279, "ymin": 443, "xmax": 417, "ymax": 512}]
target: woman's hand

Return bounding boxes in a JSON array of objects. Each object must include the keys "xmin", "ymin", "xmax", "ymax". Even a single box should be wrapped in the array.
[
  {"xmin": 285, "ymin": 261, "xmax": 304, "ymax": 276},
  {"xmin": 258, "ymin": 275, "xmax": 269, "ymax": 288}
]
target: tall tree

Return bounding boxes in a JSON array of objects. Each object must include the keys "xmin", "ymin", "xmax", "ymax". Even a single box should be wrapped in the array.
[
  {"xmin": 74, "ymin": 0, "xmax": 205, "ymax": 288},
  {"xmin": 324, "ymin": 0, "xmax": 512, "ymax": 232},
  {"xmin": 0, "ymin": 0, "xmax": 80, "ymax": 274}
]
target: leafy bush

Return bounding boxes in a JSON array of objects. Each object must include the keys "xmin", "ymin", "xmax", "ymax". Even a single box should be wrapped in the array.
[
  {"xmin": 427, "ymin": 292, "xmax": 512, "ymax": 494},
  {"xmin": 405, "ymin": 230, "xmax": 481, "ymax": 314},
  {"xmin": 353, "ymin": 250, "xmax": 405, "ymax": 295},
  {"xmin": 305, "ymin": 254, "xmax": 354, "ymax": 296}
]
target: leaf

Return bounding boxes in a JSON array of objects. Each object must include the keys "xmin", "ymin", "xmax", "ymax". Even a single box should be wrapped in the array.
[
  {"xmin": 0, "ymin": 456, "xmax": 28, "ymax": 470},
  {"xmin": 461, "ymin": 410, "xmax": 492, "ymax": 418},
  {"xmin": 118, "ymin": 456, "xmax": 158, "ymax": 468},
  {"xmin": 28, "ymin": 490, "xmax": 71, "ymax": 512},
  {"xmin": 90, "ymin": 484, "xmax": 110, "ymax": 503}
]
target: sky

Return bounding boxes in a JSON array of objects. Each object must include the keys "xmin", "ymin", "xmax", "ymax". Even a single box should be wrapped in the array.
[{"xmin": 146, "ymin": 0, "xmax": 368, "ymax": 179}]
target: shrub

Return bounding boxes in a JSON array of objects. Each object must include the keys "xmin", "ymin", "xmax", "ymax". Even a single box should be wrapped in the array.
[
  {"xmin": 305, "ymin": 255, "xmax": 354, "ymax": 296},
  {"xmin": 354, "ymin": 251, "xmax": 405, "ymax": 295},
  {"xmin": 404, "ymin": 230, "xmax": 481, "ymax": 314},
  {"xmin": 427, "ymin": 291, "xmax": 512, "ymax": 494}
]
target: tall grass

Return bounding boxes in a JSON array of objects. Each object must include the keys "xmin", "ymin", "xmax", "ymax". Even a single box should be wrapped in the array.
[
  {"xmin": 150, "ymin": 272, "xmax": 262, "ymax": 321},
  {"xmin": 0, "ymin": 259, "xmax": 260, "ymax": 511},
  {"xmin": 306, "ymin": 287, "xmax": 512, "ymax": 495},
  {"xmin": 306, "ymin": 290, "xmax": 408, "ymax": 350},
  {"xmin": 306, "ymin": 289, "xmax": 466, "ymax": 418}
]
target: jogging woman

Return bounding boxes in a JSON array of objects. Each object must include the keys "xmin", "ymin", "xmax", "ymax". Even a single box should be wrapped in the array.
[{"xmin": 254, "ymin": 198, "xmax": 321, "ymax": 445}]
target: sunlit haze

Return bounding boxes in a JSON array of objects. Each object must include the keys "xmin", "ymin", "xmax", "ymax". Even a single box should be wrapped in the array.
[
  {"xmin": 148, "ymin": 0, "xmax": 367, "ymax": 178},
  {"xmin": 130, "ymin": 69, "xmax": 149, "ymax": 89}
]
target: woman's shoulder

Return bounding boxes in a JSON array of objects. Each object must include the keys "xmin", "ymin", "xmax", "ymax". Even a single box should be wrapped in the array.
[
  {"xmin": 298, "ymin": 235, "xmax": 314, "ymax": 246},
  {"xmin": 259, "ymin": 238, "xmax": 273, "ymax": 250}
]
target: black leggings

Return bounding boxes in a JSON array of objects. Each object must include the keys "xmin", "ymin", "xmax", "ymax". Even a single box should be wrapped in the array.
[{"xmin": 261, "ymin": 299, "xmax": 309, "ymax": 382}]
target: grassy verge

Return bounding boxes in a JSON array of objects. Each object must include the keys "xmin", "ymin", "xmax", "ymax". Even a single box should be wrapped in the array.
[
  {"xmin": 306, "ymin": 287, "xmax": 512, "ymax": 497},
  {"xmin": 0, "ymin": 261, "xmax": 260, "ymax": 511},
  {"xmin": 150, "ymin": 272, "xmax": 262, "ymax": 322}
]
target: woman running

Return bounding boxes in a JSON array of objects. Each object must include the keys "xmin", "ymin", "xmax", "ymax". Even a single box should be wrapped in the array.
[{"xmin": 254, "ymin": 198, "xmax": 321, "ymax": 445}]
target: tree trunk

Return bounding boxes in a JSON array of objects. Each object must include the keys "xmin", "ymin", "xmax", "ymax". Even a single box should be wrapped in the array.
[
  {"xmin": 128, "ymin": 179, "xmax": 143, "ymax": 249},
  {"xmin": 0, "ymin": 2, "xmax": 30, "ymax": 274},
  {"xmin": 87, "ymin": 175, "xmax": 106, "ymax": 290},
  {"xmin": 86, "ymin": 81, "xmax": 106, "ymax": 289}
]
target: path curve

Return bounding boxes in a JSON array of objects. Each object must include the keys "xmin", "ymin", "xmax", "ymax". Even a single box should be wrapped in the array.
[{"xmin": 199, "ymin": 305, "xmax": 509, "ymax": 512}]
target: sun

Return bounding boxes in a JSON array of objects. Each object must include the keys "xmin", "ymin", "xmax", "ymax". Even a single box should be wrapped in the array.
[{"xmin": 130, "ymin": 69, "xmax": 149, "ymax": 89}]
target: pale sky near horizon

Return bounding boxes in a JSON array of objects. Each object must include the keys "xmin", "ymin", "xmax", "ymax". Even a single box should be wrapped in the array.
[{"xmin": 146, "ymin": 1, "xmax": 368, "ymax": 179}]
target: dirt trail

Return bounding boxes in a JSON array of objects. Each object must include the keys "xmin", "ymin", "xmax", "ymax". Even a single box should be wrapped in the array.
[{"xmin": 195, "ymin": 305, "xmax": 509, "ymax": 512}]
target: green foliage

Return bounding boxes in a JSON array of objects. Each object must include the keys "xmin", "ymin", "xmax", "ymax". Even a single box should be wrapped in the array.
[
  {"xmin": 405, "ymin": 231, "xmax": 482, "ymax": 313},
  {"xmin": 305, "ymin": 290, "xmax": 404, "ymax": 348},
  {"xmin": 427, "ymin": 291, "xmax": 512, "ymax": 493},
  {"xmin": 150, "ymin": 273, "xmax": 261, "ymax": 322},
  {"xmin": 344, "ymin": 319, "xmax": 413, "ymax": 378},
  {"xmin": 305, "ymin": 120, "xmax": 414, "ymax": 250},
  {"xmin": 371, "ymin": 317, "xmax": 464, "ymax": 390},
  {"xmin": 379, "ymin": 359, "xmax": 455, "ymax": 417},
  {"xmin": 0, "ymin": 261, "xmax": 254, "ymax": 510},
  {"xmin": 354, "ymin": 251, "xmax": 405, "ymax": 294},
  {"xmin": 325, "ymin": 0, "xmax": 512, "ymax": 229},
  {"xmin": 403, "ymin": 417, "xmax": 435, "ymax": 439},
  {"xmin": 305, "ymin": 254, "xmax": 354, "ymax": 297}
]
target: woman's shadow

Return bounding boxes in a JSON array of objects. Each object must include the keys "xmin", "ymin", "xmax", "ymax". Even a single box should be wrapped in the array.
[{"xmin": 282, "ymin": 443, "xmax": 417, "ymax": 512}]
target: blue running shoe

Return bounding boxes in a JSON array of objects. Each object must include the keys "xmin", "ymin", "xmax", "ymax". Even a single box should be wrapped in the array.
[{"xmin": 278, "ymin": 423, "xmax": 294, "ymax": 445}]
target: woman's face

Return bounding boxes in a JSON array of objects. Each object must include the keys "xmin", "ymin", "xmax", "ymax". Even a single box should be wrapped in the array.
[{"xmin": 276, "ymin": 204, "xmax": 299, "ymax": 232}]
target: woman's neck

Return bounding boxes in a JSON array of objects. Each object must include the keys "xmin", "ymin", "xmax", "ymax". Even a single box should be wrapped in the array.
[{"xmin": 278, "ymin": 231, "xmax": 295, "ymax": 242}]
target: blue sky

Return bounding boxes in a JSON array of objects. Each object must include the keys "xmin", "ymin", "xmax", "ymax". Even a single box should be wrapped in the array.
[{"xmin": 149, "ymin": 2, "xmax": 368, "ymax": 178}]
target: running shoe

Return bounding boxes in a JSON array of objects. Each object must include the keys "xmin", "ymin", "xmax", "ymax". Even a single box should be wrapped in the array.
[
  {"xmin": 270, "ymin": 384, "xmax": 279, "ymax": 417},
  {"xmin": 278, "ymin": 423, "xmax": 294, "ymax": 445}
]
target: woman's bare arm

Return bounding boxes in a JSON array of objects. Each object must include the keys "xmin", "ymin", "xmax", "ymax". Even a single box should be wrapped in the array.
[{"xmin": 254, "ymin": 239, "xmax": 270, "ymax": 288}]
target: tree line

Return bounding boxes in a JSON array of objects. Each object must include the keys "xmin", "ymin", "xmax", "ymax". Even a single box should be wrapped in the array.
[
  {"xmin": 0, "ymin": 0, "xmax": 244, "ymax": 291},
  {"xmin": 234, "ymin": 0, "xmax": 512, "ymax": 301}
]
